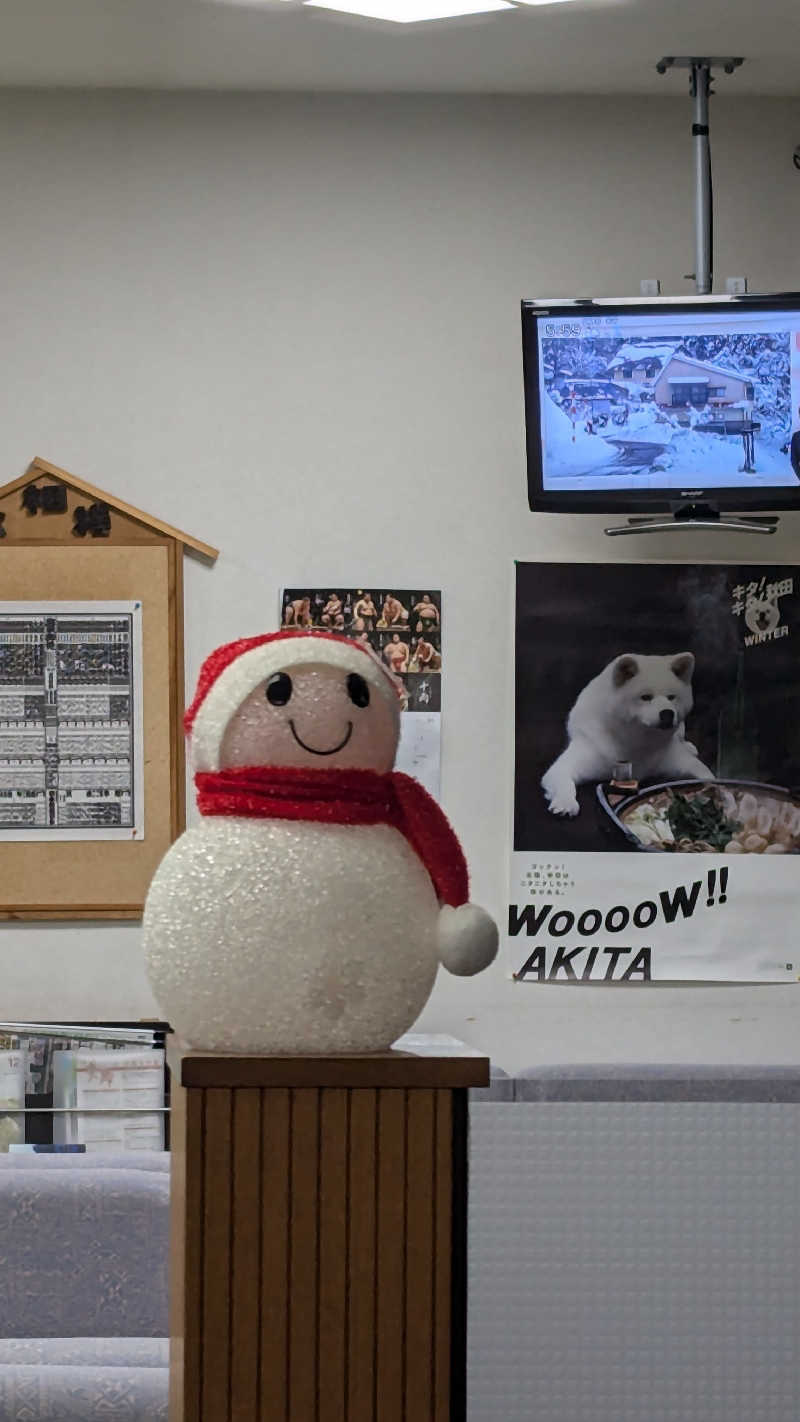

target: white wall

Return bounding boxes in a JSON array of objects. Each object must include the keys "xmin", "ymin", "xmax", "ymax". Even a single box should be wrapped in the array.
[{"xmin": 2, "ymin": 90, "xmax": 799, "ymax": 1070}]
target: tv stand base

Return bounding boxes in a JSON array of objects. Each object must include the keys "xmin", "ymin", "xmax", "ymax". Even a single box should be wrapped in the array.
[{"xmin": 605, "ymin": 504, "xmax": 779, "ymax": 537}]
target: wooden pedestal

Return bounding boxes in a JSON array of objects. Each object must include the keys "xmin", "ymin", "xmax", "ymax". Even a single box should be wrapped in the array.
[{"xmin": 169, "ymin": 1046, "xmax": 489, "ymax": 1422}]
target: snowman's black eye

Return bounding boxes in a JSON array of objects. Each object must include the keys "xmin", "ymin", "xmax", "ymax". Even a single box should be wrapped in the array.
[
  {"xmin": 266, "ymin": 672, "xmax": 292, "ymax": 706},
  {"xmin": 347, "ymin": 673, "xmax": 370, "ymax": 708}
]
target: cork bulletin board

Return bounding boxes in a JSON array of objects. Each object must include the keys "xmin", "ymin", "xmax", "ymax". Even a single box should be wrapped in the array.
[{"xmin": 0, "ymin": 458, "xmax": 217, "ymax": 919}]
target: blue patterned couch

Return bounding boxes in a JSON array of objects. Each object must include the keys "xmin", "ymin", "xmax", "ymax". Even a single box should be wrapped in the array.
[{"xmin": 0, "ymin": 1156, "xmax": 170, "ymax": 1420}]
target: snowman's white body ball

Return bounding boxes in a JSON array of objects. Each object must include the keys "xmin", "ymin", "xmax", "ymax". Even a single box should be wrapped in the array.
[{"xmin": 143, "ymin": 816, "xmax": 440, "ymax": 1054}]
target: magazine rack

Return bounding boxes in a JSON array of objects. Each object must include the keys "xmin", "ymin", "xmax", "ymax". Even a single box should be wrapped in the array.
[
  {"xmin": 0, "ymin": 1020, "xmax": 169, "ymax": 1150},
  {"xmin": 168, "ymin": 1042, "xmax": 489, "ymax": 1422}
]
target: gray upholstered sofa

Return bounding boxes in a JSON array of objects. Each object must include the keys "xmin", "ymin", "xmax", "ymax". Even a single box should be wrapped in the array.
[
  {"xmin": 0, "ymin": 1155, "xmax": 170, "ymax": 1420},
  {"xmin": 467, "ymin": 1065, "xmax": 800, "ymax": 1422}
]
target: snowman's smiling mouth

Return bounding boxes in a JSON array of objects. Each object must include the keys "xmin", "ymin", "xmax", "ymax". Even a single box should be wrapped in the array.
[{"xmin": 289, "ymin": 720, "xmax": 353, "ymax": 756}]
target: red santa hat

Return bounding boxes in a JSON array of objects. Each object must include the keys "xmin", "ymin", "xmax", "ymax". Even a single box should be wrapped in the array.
[{"xmin": 184, "ymin": 629, "xmax": 404, "ymax": 773}]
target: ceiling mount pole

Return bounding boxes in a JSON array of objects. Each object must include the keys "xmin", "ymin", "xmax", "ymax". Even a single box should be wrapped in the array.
[
  {"xmin": 691, "ymin": 59, "xmax": 713, "ymax": 294},
  {"xmin": 656, "ymin": 56, "xmax": 744, "ymax": 295}
]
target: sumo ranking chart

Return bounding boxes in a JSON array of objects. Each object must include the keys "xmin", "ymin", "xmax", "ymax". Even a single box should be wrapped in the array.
[{"xmin": 0, "ymin": 602, "xmax": 144, "ymax": 840}]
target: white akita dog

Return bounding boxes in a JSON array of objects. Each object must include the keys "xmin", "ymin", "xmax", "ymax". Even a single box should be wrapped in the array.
[{"xmin": 541, "ymin": 651, "xmax": 714, "ymax": 817}]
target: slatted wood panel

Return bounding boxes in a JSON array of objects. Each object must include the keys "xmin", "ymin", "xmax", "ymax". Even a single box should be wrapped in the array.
[
  {"xmin": 347, "ymin": 1089, "xmax": 378, "ymax": 1419},
  {"xmin": 318, "ymin": 1089, "xmax": 348, "ymax": 1422},
  {"xmin": 433, "ymin": 1092, "xmax": 454, "ymax": 1422},
  {"xmin": 406, "ymin": 1091, "xmax": 436, "ymax": 1417},
  {"xmin": 231, "ymin": 1089, "xmax": 262, "ymax": 1417},
  {"xmin": 289, "ymin": 1088, "xmax": 320, "ymax": 1419},
  {"xmin": 202, "ymin": 1090, "xmax": 233, "ymax": 1420},
  {"xmin": 181, "ymin": 1090, "xmax": 205, "ymax": 1422},
  {"xmin": 260, "ymin": 1089, "xmax": 290, "ymax": 1420},
  {"xmin": 173, "ymin": 1084, "xmax": 463, "ymax": 1422}
]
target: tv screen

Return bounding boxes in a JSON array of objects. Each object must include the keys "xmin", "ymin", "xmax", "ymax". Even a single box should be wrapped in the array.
[{"xmin": 522, "ymin": 294, "xmax": 800, "ymax": 513}]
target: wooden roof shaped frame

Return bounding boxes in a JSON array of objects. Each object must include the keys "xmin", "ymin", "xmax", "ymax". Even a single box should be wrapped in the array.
[
  {"xmin": 0, "ymin": 456, "xmax": 218, "ymax": 920},
  {"xmin": 0, "ymin": 457, "xmax": 219, "ymax": 561}
]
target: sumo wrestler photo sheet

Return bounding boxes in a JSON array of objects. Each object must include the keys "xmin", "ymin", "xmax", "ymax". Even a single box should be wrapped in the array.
[{"xmin": 280, "ymin": 585, "xmax": 443, "ymax": 798}]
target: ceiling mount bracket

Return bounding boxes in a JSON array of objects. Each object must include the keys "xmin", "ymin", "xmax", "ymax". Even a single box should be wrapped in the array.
[{"xmin": 656, "ymin": 57, "xmax": 744, "ymax": 295}]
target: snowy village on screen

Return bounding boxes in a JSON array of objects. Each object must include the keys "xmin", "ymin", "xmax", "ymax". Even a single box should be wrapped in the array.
[{"xmin": 537, "ymin": 307, "xmax": 800, "ymax": 491}]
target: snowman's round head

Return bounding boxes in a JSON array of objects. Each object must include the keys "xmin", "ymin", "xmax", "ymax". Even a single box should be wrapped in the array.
[{"xmin": 185, "ymin": 630, "xmax": 403, "ymax": 774}]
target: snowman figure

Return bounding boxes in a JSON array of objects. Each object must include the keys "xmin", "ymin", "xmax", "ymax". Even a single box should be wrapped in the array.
[{"xmin": 143, "ymin": 629, "xmax": 497, "ymax": 1053}]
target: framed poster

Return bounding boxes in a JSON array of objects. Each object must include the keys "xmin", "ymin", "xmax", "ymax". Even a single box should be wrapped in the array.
[
  {"xmin": 0, "ymin": 457, "xmax": 217, "ymax": 918},
  {"xmin": 510, "ymin": 561, "xmax": 800, "ymax": 983}
]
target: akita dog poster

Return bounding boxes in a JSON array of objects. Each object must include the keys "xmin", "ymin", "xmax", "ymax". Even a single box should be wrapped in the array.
[{"xmin": 511, "ymin": 561, "xmax": 800, "ymax": 982}]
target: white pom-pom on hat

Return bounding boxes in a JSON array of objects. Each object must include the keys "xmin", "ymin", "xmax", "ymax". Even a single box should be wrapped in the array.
[{"xmin": 185, "ymin": 629, "xmax": 403, "ymax": 773}]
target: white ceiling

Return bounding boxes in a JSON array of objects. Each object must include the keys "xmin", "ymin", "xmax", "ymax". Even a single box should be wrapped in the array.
[{"xmin": 1, "ymin": 0, "xmax": 800, "ymax": 93}]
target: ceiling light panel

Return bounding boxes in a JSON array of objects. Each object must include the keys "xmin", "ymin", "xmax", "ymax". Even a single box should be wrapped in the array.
[{"xmin": 304, "ymin": 1, "xmax": 515, "ymax": 21}]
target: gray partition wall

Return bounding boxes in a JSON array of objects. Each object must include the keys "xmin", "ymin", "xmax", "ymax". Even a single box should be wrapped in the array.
[{"xmin": 468, "ymin": 1067, "xmax": 800, "ymax": 1422}]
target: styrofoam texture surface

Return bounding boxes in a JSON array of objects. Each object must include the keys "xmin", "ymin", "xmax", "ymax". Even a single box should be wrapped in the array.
[{"xmin": 468, "ymin": 1102, "xmax": 800, "ymax": 1422}]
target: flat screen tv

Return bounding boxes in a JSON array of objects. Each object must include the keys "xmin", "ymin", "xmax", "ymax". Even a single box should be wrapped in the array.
[{"xmin": 522, "ymin": 293, "xmax": 800, "ymax": 514}]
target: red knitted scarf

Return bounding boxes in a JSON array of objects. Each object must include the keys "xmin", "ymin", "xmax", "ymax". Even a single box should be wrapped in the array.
[{"xmin": 195, "ymin": 765, "xmax": 468, "ymax": 908}]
